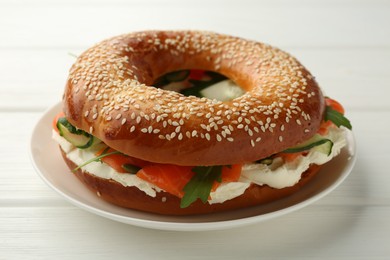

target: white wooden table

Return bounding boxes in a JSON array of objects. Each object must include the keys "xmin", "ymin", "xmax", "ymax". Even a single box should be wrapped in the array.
[{"xmin": 1, "ymin": 0, "xmax": 389, "ymax": 258}]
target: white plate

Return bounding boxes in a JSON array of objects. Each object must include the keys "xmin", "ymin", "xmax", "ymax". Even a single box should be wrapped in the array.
[{"xmin": 30, "ymin": 102, "xmax": 356, "ymax": 232}]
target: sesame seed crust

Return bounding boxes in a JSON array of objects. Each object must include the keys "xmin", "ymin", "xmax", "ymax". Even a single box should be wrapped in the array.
[{"xmin": 63, "ymin": 30, "xmax": 325, "ymax": 166}]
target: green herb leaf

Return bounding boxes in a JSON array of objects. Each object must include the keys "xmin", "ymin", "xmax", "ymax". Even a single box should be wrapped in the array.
[
  {"xmin": 154, "ymin": 70, "xmax": 190, "ymax": 88},
  {"xmin": 122, "ymin": 164, "xmax": 141, "ymax": 174},
  {"xmin": 72, "ymin": 148, "xmax": 120, "ymax": 172},
  {"xmin": 325, "ymin": 106, "xmax": 352, "ymax": 130},
  {"xmin": 180, "ymin": 166, "xmax": 223, "ymax": 208},
  {"xmin": 180, "ymin": 71, "xmax": 227, "ymax": 97},
  {"xmin": 165, "ymin": 70, "xmax": 190, "ymax": 82}
]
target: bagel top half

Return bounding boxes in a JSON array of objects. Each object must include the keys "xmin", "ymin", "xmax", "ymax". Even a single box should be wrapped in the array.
[{"xmin": 63, "ymin": 30, "xmax": 324, "ymax": 166}]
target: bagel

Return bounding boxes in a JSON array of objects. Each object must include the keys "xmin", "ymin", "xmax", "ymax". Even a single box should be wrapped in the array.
[
  {"xmin": 53, "ymin": 30, "xmax": 350, "ymax": 215},
  {"xmin": 64, "ymin": 30, "xmax": 324, "ymax": 166}
]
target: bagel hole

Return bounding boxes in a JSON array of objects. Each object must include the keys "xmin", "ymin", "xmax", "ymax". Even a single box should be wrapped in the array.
[{"xmin": 153, "ymin": 69, "xmax": 245, "ymax": 101}]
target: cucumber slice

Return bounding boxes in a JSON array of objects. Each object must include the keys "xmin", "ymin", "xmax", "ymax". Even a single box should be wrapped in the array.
[
  {"xmin": 57, "ymin": 117, "xmax": 81, "ymax": 135},
  {"xmin": 56, "ymin": 118, "xmax": 96, "ymax": 149},
  {"xmin": 199, "ymin": 80, "xmax": 245, "ymax": 101},
  {"xmin": 283, "ymin": 134, "xmax": 333, "ymax": 156},
  {"xmin": 256, "ymin": 156, "xmax": 274, "ymax": 165}
]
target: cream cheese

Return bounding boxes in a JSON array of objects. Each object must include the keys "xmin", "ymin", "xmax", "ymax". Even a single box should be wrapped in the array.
[
  {"xmin": 53, "ymin": 130, "xmax": 160, "ymax": 197},
  {"xmin": 53, "ymin": 126, "xmax": 346, "ymax": 204},
  {"xmin": 240, "ymin": 127, "xmax": 346, "ymax": 189}
]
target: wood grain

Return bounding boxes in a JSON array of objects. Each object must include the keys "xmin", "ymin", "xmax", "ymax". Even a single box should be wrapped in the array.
[{"xmin": 0, "ymin": 0, "xmax": 389, "ymax": 258}]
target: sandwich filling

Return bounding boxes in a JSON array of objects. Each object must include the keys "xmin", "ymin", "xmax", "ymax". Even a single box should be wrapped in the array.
[{"xmin": 52, "ymin": 125, "xmax": 346, "ymax": 205}]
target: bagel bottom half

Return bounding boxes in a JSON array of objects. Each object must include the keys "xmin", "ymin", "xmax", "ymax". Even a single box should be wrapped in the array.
[{"xmin": 60, "ymin": 148, "xmax": 322, "ymax": 215}]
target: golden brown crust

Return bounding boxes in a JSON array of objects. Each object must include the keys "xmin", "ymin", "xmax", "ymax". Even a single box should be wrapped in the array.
[
  {"xmin": 63, "ymin": 30, "xmax": 324, "ymax": 166},
  {"xmin": 61, "ymin": 148, "xmax": 322, "ymax": 215}
]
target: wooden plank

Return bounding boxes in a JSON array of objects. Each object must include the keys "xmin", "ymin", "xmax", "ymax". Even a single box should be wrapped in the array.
[
  {"xmin": 0, "ymin": 205, "xmax": 389, "ymax": 258},
  {"xmin": 0, "ymin": 0, "xmax": 389, "ymax": 258},
  {"xmin": 0, "ymin": 1, "xmax": 389, "ymax": 48}
]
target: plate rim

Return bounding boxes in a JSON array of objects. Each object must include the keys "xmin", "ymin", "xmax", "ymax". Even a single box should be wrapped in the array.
[{"xmin": 30, "ymin": 102, "xmax": 357, "ymax": 231}]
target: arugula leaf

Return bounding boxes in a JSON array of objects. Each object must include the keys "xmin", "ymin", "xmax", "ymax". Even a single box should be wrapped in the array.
[
  {"xmin": 154, "ymin": 70, "xmax": 191, "ymax": 88},
  {"xmin": 154, "ymin": 70, "xmax": 227, "ymax": 97},
  {"xmin": 180, "ymin": 166, "xmax": 223, "ymax": 208},
  {"xmin": 325, "ymin": 106, "xmax": 352, "ymax": 130},
  {"xmin": 165, "ymin": 70, "xmax": 190, "ymax": 82},
  {"xmin": 72, "ymin": 147, "xmax": 120, "ymax": 172},
  {"xmin": 122, "ymin": 164, "xmax": 141, "ymax": 174},
  {"xmin": 180, "ymin": 71, "xmax": 227, "ymax": 97}
]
